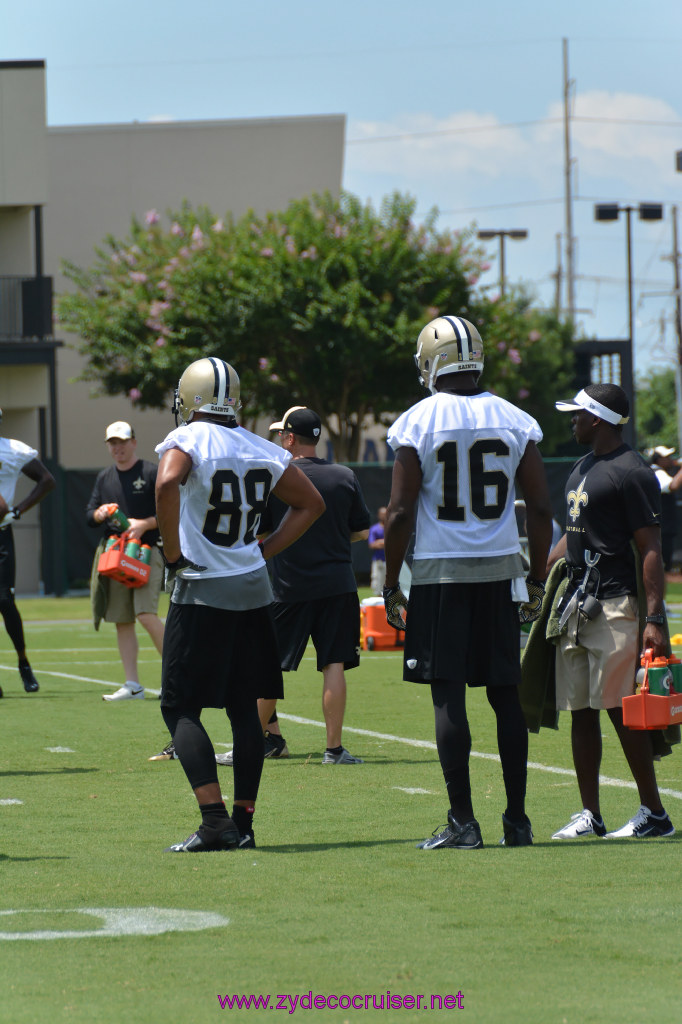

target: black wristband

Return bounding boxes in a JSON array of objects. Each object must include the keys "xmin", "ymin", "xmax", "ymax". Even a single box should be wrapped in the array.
[
  {"xmin": 11, "ymin": 507, "xmax": 21, "ymax": 520},
  {"xmin": 645, "ymin": 614, "xmax": 665, "ymax": 625}
]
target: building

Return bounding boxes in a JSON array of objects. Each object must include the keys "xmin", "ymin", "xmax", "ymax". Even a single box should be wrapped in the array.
[{"xmin": 0, "ymin": 60, "xmax": 345, "ymax": 592}]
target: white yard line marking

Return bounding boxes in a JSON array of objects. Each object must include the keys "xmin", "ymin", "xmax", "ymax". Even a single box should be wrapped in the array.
[
  {"xmin": 45, "ymin": 747, "xmax": 75, "ymax": 753},
  {"xmin": 0, "ymin": 799, "xmax": 23, "ymax": 806},
  {"xmin": 6, "ymin": 668, "xmax": 682, "ymax": 803},
  {"xmin": 393, "ymin": 787, "xmax": 436, "ymax": 795}
]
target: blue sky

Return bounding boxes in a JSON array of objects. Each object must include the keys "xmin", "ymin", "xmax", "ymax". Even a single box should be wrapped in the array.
[{"xmin": 3, "ymin": 0, "xmax": 682, "ymax": 378}]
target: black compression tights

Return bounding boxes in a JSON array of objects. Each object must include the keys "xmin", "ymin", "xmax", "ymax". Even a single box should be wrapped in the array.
[
  {"xmin": 162, "ymin": 695, "xmax": 264, "ymax": 802},
  {"xmin": 431, "ymin": 680, "xmax": 528, "ymax": 823},
  {"xmin": 0, "ymin": 597, "xmax": 25, "ymax": 657}
]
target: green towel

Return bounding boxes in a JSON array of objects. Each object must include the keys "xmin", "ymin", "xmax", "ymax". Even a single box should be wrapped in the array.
[{"xmin": 90, "ymin": 538, "xmax": 110, "ymax": 632}]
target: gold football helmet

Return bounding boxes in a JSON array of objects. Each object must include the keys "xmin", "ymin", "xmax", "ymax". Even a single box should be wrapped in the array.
[
  {"xmin": 174, "ymin": 357, "xmax": 241, "ymax": 425},
  {"xmin": 415, "ymin": 315, "xmax": 484, "ymax": 393}
]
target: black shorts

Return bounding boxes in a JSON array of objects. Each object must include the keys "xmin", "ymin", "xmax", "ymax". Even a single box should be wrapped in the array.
[
  {"xmin": 403, "ymin": 580, "xmax": 521, "ymax": 687},
  {"xmin": 273, "ymin": 592, "xmax": 361, "ymax": 672},
  {"xmin": 160, "ymin": 602, "xmax": 284, "ymax": 709},
  {"xmin": 0, "ymin": 528, "xmax": 16, "ymax": 602}
]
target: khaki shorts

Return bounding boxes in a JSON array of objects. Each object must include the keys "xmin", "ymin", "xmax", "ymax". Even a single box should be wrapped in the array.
[
  {"xmin": 104, "ymin": 546, "xmax": 164, "ymax": 623},
  {"xmin": 555, "ymin": 594, "xmax": 639, "ymax": 710}
]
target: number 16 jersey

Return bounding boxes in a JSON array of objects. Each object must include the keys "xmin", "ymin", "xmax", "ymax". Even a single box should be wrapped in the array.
[
  {"xmin": 387, "ymin": 391, "xmax": 542, "ymax": 582},
  {"xmin": 156, "ymin": 420, "xmax": 291, "ymax": 578}
]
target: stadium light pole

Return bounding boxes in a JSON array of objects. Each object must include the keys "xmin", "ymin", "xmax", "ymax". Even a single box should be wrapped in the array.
[
  {"xmin": 594, "ymin": 202, "xmax": 664, "ymax": 446},
  {"xmin": 477, "ymin": 229, "xmax": 528, "ymax": 296}
]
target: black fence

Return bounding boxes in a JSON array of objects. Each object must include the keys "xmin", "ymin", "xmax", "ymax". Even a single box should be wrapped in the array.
[{"xmin": 57, "ymin": 458, "xmax": 581, "ymax": 591}]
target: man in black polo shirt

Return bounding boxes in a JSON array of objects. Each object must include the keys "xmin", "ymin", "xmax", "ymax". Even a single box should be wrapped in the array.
[
  {"xmin": 86, "ymin": 421, "xmax": 164, "ymax": 702},
  {"xmin": 221, "ymin": 406, "xmax": 370, "ymax": 765},
  {"xmin": 549, "ymin": 384, "xmax": 674, "ymax": 840}
]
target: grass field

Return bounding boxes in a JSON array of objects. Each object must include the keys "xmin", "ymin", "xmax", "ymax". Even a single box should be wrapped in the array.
[{"xmin": 1, "ymin": 593, "xmax": 681, "ymax": 1023}]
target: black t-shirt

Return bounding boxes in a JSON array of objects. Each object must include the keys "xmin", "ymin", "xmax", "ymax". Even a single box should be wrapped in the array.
[
  {"xmin": 86, "ymin": 459, "xmax": 160, "ymax": 546},
  {"xmin": 262, "ymin": 457, "xmax": 370, "ymax": 603},
  {"xmin": 563, "ymin": 444, "xmax": 661, "ymax": 597}
]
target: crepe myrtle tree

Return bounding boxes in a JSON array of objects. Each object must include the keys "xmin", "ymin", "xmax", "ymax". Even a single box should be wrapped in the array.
[{"xmin": 58, "ymin": 192, "xmax": 574, "ymax": 460}]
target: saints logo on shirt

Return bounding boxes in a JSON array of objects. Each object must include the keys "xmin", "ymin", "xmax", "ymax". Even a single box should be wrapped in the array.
[
  {"xmin": 567, "ymin": 478, "xmax": 588, "ymax": 522},
  {"xmin": 133, "ymin": 475, "xmax": 146, "ymax": 492}
]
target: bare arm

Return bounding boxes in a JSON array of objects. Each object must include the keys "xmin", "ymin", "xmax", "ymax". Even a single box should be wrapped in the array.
[
  {"xmin": 265, "ymin": 463, "xmax": 326, "ymax": 559},
  {"xmin": 384, "ymin": 447, "xmax": 422, "ymax": 588},
  {"xmin": 669, "ymin": 464, "xmax": 682, "ymax": 493},
  {"xmin": 155, "ymin": 447, "xmax": 193, "ymax": 563},
  {"xmin": 547, "ymin": 532, "xmax": 567, "ymax": 572},
  {"xmin": 10, "ymin": 458, "xmax": 56, "ymax": 518},
  {"xmin": 633, "ymin": 525, "xmax": 667, "ymax": 658},
  {"xmin": 515, "ymin": 441, "xmax": 553, "ymax": 581},
  {"xmin": 351, "ymin": 529, "xmax": 370, "ymax": 543}
]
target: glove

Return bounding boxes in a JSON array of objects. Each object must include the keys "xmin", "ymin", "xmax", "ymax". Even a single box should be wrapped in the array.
[
  {"xmin": 518, "ymin": 576, "xmax": 546, "ymax": 625},
  {"xmin": 383, "ymin": 584, "xmax": 408, "ymax": 630},
  {"xmin": 163, "ymin": 554, "xmax": 207, "ymax": 593}
]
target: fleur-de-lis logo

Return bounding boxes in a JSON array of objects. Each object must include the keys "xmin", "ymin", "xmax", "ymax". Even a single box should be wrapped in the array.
[{"xmin": 567, "ymin": 477, "xmax": 588, "ymax": 522}]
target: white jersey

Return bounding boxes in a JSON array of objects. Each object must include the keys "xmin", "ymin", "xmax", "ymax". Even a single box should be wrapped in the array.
[
  {"xmin": 387, "ymin": 391, "xmax": 542, "ymax": 562},
  {"xmin": 0, "ymin": 437, "xmax": 38, "ymax": 507},
  {"xmin": 156, "ymin": 421, "xmax": 291, "ymax": 579}
]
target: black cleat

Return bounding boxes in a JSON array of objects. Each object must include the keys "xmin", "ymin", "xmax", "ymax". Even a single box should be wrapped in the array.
[
  {"xmin": 237, "ymin": 833, "xmax": 256, "ymax": 849},
  {"xmin": 148, "ymin": 741, "xmax": 177, "ymax": 761},
  {"xmin": 499, "ymin": 813, "xmax": 533, "ymax": 847},
  {"xmin": 417, "ymin": 811, "xmax": 483, "ymax": 850},
  {"xmin": 164, "ymin": 821, "xmax": 240, "ymax": 852},
  {"xmin": 19, "ymin": 664, "xmax": 39, "ymax": 692},
  {"xmin": 264, "ymin": 731, "xmax": 289, "ymax": 759}
]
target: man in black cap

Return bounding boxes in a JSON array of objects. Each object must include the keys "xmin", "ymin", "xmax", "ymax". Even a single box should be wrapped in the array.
[
  {"xmin": 218, "ymin": 406, "xmax": 370, "ymax": 765},
  {"xmin": 549, "ymin": 383, "xmax": 674, "ymax": 840}
]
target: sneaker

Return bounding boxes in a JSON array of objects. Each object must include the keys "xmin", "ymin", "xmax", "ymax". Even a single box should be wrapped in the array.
[
  {"xmin": 499, "ymin": 813, "xmax": 533, "ymax": 847},
  {"xmin": 417, "ymin": 811, "xmax": 483, "ymax": 850},
  {"xmin": 164, "ymin": 821, "xmax": 240, "ymax": 852},
  {"xmin": 148, "ymin": 741, "xmax": 177, "ymax": 761},
  {"xmin": 264, "ymin": 731, "xmax": 289, "ymax": 759},
  {"xmin": 237, "ymin": 832, "xmax": 256, "ymax": 849},
  {"xmin": 19, "ymin": 664, "xmax": 39, "ymax": 693},
  {"xmin": 103, "ymin": 683, "xmax": 144, "ymax": 702},
  {"xmin": 215, "ymin": 750, "xmax": 233, "ymax": 766},
  {"xmin": 0, "ymin": 685, "xmax": 3, "ymax": 698},
  {"xmin": 604, "ymin": 805, "xmax": 675, "ymax": 839},
  {"xmin": 322, "ymin": 747, "xmax": 363, "ymax": 765},
  {"xmin": 552, "ymin": 809, "xmax": 606, "ymax": 839}
]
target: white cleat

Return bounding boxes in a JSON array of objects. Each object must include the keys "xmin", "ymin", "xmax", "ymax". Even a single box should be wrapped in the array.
[{"xmin": 103, "ymin": 684, "xmax": 145, "ymax": 702}]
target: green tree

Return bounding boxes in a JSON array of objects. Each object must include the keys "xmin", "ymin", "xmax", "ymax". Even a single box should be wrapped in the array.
[
  {"xmin": 635, "ymin": 367, "xmax": 679, "ymax": 452},
  {"xmin": 58, "ymin": 191, "xmax": 576, "ymax": 460}
]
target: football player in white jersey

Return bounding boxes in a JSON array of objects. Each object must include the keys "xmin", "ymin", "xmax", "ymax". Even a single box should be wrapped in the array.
[
  {"xmin": 0, "ymin": 407, "xmax": 56, "ymax": 696},
  {"xmin": 155, "ymin": 357, "xmax": 324, "ymax": 851},
  {"xmin": 383, "ymin": 316, "xmax": 553, "ymax": 850}
]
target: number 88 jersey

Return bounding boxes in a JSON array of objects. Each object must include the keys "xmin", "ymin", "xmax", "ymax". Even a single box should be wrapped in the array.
[
  {"xmin": 387, "ymin": 392, "xmax": 542, "ymax": 561},
  {"xmin": 156, "ymin": 421, "xmax": 291, "ymax": 578}
]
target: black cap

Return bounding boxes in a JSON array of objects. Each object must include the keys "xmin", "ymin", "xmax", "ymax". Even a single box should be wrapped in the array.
[{"xmin": 269, "ymin": 406, "xmax": 322, "ymax": 440}]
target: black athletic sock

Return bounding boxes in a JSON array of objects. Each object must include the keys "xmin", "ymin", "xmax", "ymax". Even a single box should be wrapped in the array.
[
  {"xmin": 326, "ymin": 745, "xmax": 344, "ymax": 756},
  {"xmin": 268, "ymin": 711, "xmax": 278, "ymax": 725},
  {"xmin": 199, "ymin": 801, "xmax": 230, "ymax": 834},
  {"xmin": 232, "ymin": 804, "xmax": 255, "ymax": 837}
]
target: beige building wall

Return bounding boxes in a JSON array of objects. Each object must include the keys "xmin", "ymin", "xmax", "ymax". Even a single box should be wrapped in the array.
[
  {"xmin": 44, "ymin": 114, "xmax": 346, "ymax": 469},
  {"xmin": 0, "ymin": 61, "xmax": 47, "ymax": 206}
]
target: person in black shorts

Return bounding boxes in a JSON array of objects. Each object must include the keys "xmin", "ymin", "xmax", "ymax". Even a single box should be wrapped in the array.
[
  {"xmin": 383, "ymin": 316, "xmax": 553, "ymax": 849},
  {"xmin": 252, "ymin": 405, "xmax": 370, "ymax": 766},
  {"xmin": 155, "ymin": 359, "xmax": 324, "ymax": 851},
  {"xmin": 0, "ymin": 408, "xmax": 56, "ymax": 696},
  {"xmin": 549, "ymin": 383, "xmax": 674, "ymax": 840}
]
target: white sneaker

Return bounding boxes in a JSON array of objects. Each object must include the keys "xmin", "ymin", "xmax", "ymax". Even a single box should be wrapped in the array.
[
  {"xmin": 552, "ymin": 809, "xmax": 606, "ymax": 839},
  {"xmin": 605, "ymin": 805, "xmax": 675, "ymax": 838},
  {"xmin": 103, "ymin": 683, "xmax": 145, "ymax": 702},
  {"xmin": 215, "ymin": 750, "xmax": 233, "ymax": 766}
]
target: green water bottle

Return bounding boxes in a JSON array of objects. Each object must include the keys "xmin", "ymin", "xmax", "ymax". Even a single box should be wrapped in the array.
[
  {"xmin": 139, "ymin": 544, "xmax": 152, "ymax": 564},
  {"xmin": 125, "ymin": 539, "xmax": 141, "ymax": 559}
]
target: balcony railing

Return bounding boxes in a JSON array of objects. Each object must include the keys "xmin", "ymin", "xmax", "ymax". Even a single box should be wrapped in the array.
[{"xmin": 0, "ymin": 275, "xmax": 53, "ymax": 340}]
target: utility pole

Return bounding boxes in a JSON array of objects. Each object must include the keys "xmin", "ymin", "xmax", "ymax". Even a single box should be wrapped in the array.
[
  {"xmin": 554, "ymin": 233, "xmax": 563, "ymax": 313},
  {"xmin": 672, "ymin": 206, "xmax": 682, "ymax": 453},
  {"xmin": 563, "ymin": 38, "xmax": 576, "ymax": 322}
]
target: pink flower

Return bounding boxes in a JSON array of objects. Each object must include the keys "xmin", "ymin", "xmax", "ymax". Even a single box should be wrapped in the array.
[
  {"xmin": 156, "ymin": 338, "xmax": 166, "ymax": 348},
  {"xmin": 508, "ymin": 348, "xmax": 522, "ymax": 365},
  {"xmin": 145, "ymin": 209, "xmax": 160, "ymax": 225},
  {"xmin": 285, "ymin": 236, "xmax": 297, "ymax": 255},
  {"xmin": 211, "ymin": 219, "xmax": 224, "ymax": 232},
  {"xmin": 171, "ymin": 222, "xmax": 184, "ymax": 236},
  {"xmin": 528, "ymin": 330, "xmax": 541, "ymax": 342},
  {"xmin": 191, "ymin": 225, "xmax": 204, "ymax": 248},
  {"xmin": 269, "ymin": 373, "xmax": 280, "ymax": 382},
  {"xmin": 518, "ymin": 387, "xmax": 530, "ymax": 399},
  {"xmin": 258, "ymin": 357, "xmax": 269, "ymax": 370},
  {"xmin": 260, "ymin": 247, "xmax": 274, "ymax": 258},
  {"xmin": 129, "ymin": 387, "xmax": 142, "ymax": 401},
  {"xmin": 496, "ymin": 341, "xmax": 507, "ymax": 352},
  {"xmin": 130, "ymin": 271, "xmax": 148, "ymax": 284},
  {"xmin": 427, "ymin": 307, "xmax": 440, "ymax": 319}
]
